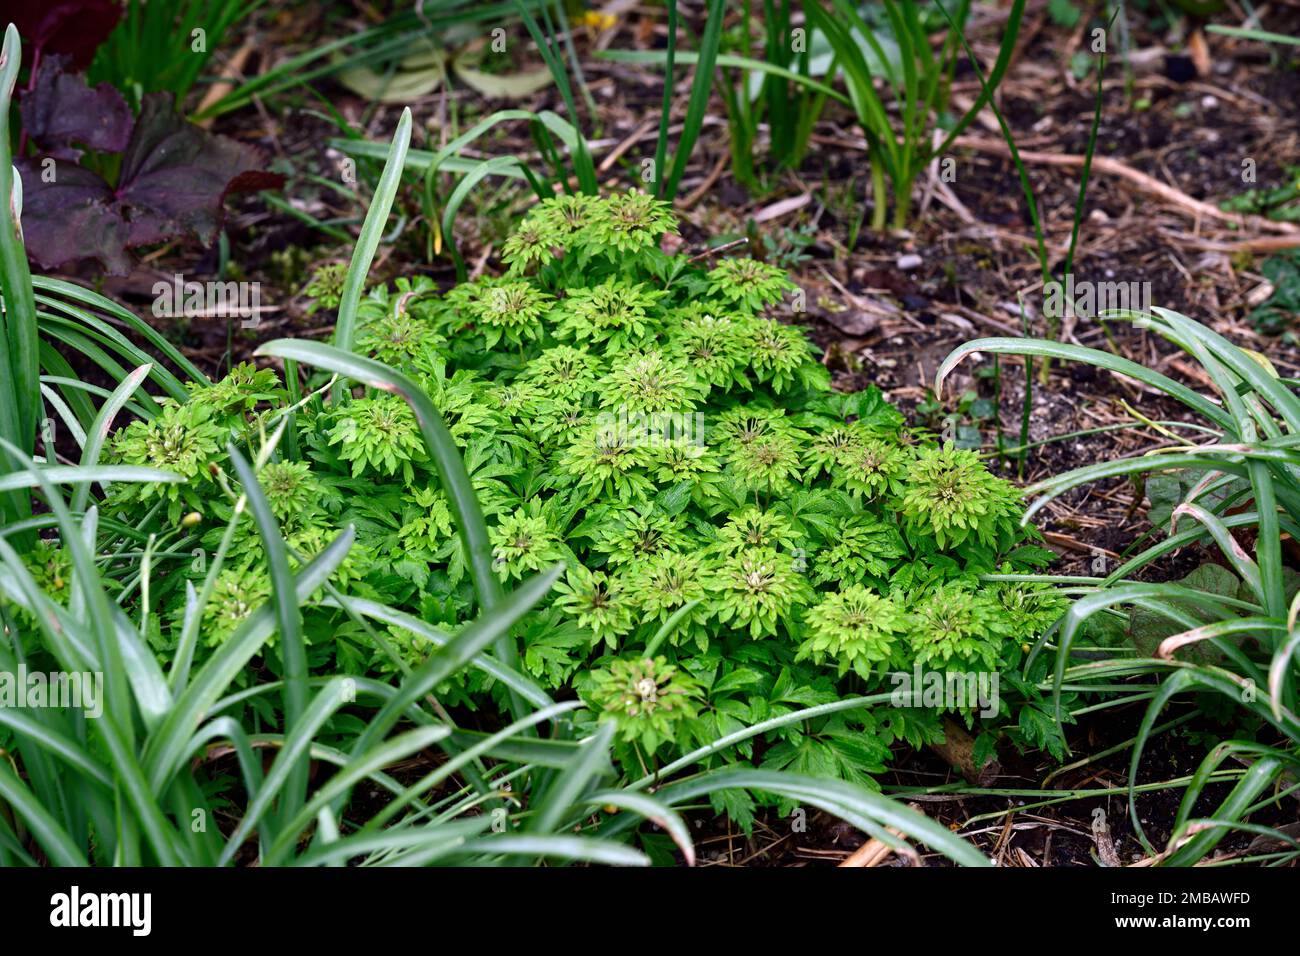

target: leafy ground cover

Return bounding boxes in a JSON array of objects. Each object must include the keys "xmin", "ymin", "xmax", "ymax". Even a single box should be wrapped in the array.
[
  {"xmin": 81, "ymin": 193, "xmax": 1077, "ymax": 833},
  {"xmin": 1, "ymin": 0, "xmax": 1299, "ymax": 870}
]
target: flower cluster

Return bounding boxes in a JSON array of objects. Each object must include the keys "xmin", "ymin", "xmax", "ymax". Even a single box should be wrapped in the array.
[{"xmin": 586, "ymin": 656, "xmax": 702, "ymax": 751}]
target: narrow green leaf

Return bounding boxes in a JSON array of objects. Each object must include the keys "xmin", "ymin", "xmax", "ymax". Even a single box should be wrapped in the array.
[
  {"xmin": 72, "ymin": 364, "xmax": 152, "ymax": 512},
  {"xmin": 332, "ymin": 108, "xmax": 411, "ymax": 356},
  {"xmin": 228, "ymin": 443, "xmax": 309, "ymax": 820}
]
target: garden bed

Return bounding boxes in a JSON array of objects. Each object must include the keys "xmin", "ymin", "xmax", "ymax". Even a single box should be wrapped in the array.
[{"xmin": 4, "ymin": 0, "xmax": 1299, "ymax": 874}]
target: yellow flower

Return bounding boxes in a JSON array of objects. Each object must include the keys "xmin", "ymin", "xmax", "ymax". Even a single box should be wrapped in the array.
[{"xmin": 580, "ymin": 10, "xmax": 617, "ymax": 31}]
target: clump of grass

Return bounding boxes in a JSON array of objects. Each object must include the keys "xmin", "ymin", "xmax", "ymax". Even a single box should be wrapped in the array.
[{"xmin": 940, "ymin": 307, "xmax": 1300, "ymax": 866}]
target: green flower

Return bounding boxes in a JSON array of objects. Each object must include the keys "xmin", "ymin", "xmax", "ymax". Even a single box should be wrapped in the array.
[
  {"xmin": 327, "ymin": 395, "xmax": 426, "ymax": 482},
  {"xmin": 799, "ymin": 586, "xmax": 906, "ymax": 679},
  {"xmin": 725, "ymin": 432, "xmax": 803, "ymax": 494},
  {"xmin": 258, "ymin": 461, "xmax": 324, "ymax": 529},
  {"xmin": 25, "ymin": 539, "xmax": 70, "ymax": 596},
  {"xmin": 522, "ymin": 345, "xmax": 601, "ymax": 399},
  {"xmin": 594, "ymin": 507, "xmax": 693, "ymax": 567},
  {"xmin": 714, "ymin": 407, "xmax": 806, "ymax": 495},
  {"xmin": 906, "ymin": 582, "xmax": 1009, "ymax": 671},
  {"xmin": 490, "ymin": 500, "xmax": 568, "ymax": 580},
  {"xmin": 535, "ymin": 193, "xmax": 600, "ymax": 242},
  {"xmin": 741, "ymin": 318, "xmax": 814, "ymax": 393},
  {"xmin": 599, "ymin": 349, "xmax": 702, "ymax": 415},
  {"xmin": 627, "ymin": 551, "xmax": 710, "ymax": 626},
  {"xmin": 714, "ymin": 405, "xmax": 805, "ymax": 448},
  {"xmin": 805, "ymin": 425, "xmax": 863, "ymax": 481},
  {"xmin": 559, "ymin": 420, "xmax": 656, "ymax": 501},
  {"xmin": 556, "ymin": 277, "xmax": 665, "ymax": 351},
  {"xmin": 714, "ymin": 507, "xmax": 800, "ymax": 555},
  {"xmin": 554, "ymin": 565, "xmax": 635, "ymax": 647},
  {"xmin": 585, "ymin": 188, "xmax": 677, "ymax": 257},
  {"xmin": 425, "ymin": 368, "xmax": 500, "ymax": 445},
  {"xmin": 492, "ymin": 380, "xmax": 544, "ymax": 418},
  {"xmin": 187, "ymin": 362, "xmax": 283, "ymax": 418},
  {"xmin": 993, "ymin": 579, "xmax": 1068, "ymax": 645},
  {"xmin": 109, "ymin": 400, "xmax": 225, "ymax": 522},
  {"xmin": 834, "ymin": 438, "xmax": 910, "ymax": 499},
  {"xmin": 203, "ymin": 568, "xmax": 271, "ymax": 647},
  {"xmin": 501, "ymin": 216, "xmax": 558, "ymax": 274},
  {"xmin": 7, "ymin": 539, "xmax": 71, "ymax": 629},
  {"xmin": 302, "ymin": 262, "xmax": 349, "ymax": 314},
  {"xmin": 358, "ymin": 310, "xmax": 445, "ymax": 372},
  {"xmin": 897, "ymin": 443, "xmax": 1022, "ymax": 549},
  {"xmin": 669, "ymin": 311, "xmax": 746, "ymax": 388},
  {"xmin": 286, "ymin": 523, "xmax": 370, "ymax": 592},
  {"xmin": 587, "ymin": 656, "xmax": 702, "ymax": 751},
  {"xmin": 707, "ymin": 257, "xmax": 795, "ymax": 311},
  {"xmin": 465, "ymin": 279, "xmax": 552, "ymax": 348},
  {"xmin": 531, "ymin": 396, "xmax": 598, "ymax": 445},
  {"xmin": 708, "ymin": 548, "xmax": 811, "ymax": 639}
]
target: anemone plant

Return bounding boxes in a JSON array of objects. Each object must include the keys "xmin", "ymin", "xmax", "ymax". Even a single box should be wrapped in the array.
[
  {"xmin": 0, "ymin": 74, "xmax": 990, "ymax": 866},
  {"xmin": 0, "ymin": 342, "xmax": 988, "ymax": 867}
]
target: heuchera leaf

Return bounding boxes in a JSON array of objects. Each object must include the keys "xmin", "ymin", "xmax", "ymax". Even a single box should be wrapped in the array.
[
  {"xmin": 115, "ymin": 93, "xmax": 283, "ymax": 247},
  {"xmin": 14, "ymin": 161, "xmax": 131, "ymax": 274},
  {"xmin": 2, "ymin": 0, "xmax": 122, "ymax": 69},
  {"xmin": 17, "ymin": 92, "xmax": 284, "ymax": 274},
  {"xmin": 20, "ymin": 56, "xmax": 133, "ymax": 158}
]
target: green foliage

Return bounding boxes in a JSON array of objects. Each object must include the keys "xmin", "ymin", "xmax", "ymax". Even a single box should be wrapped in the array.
[
  {"xmin": 1220, "ymin": 166, "xmax": 1300, "ymax": 223},
  {"xmin": 88, "ymin": 0, "xmax": 259, "ymax": 107},
  {"xmin": 803, "ymin": 0, "xmax": 1026, "ymax": 230},
  {"xmin": 301, "ymin": 263, "xmax": 350, "ymax": 315},
  {"xmin": 1047, "ymin": 0, "xmax": 1082, "ymax": 28},
  {"xmin": 0, "ymin": 77, "xmax": 993, "ymax": 865},
  {"xmin": 897, "ymin": 444, "xmax": 1024, "ymax": 549},
  {"xmin": 799, "ymin": 585, "xmax": 907, "ymax": 679},
  {"xmin": 1246, "ymin": 248, "xmax": 1300, "ymax": 335},
  {"xmin": 107, "ymin": 363, "xmax": 281, "ymax": 522},
  {"xmin": 91, "ymin": 193, "xmax": 1059, "ymax": 806}
]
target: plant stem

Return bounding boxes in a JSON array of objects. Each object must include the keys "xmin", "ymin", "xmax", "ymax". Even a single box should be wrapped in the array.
[{"xmin": 869, "ymin": 151, "xmax": 888, "ymax": 231}]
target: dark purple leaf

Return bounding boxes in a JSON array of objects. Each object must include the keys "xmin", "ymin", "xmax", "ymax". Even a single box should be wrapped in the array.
[
  {"xmin": 16, "ymin": 158, "xmax": 130, "ymax": 274},
  {"xmin": 115, "ymin": 93, "xmax": 282, "ymax": 247},
  {"xmin": 20, "ymin": 56, "xmax": 133, "ymax": 158},
  {"xmin": 16, "ymin": 92, "xmax": 284, "ymax": 275},
  {"xmin": 3, "ymin": 0, "xmax": 122, "ymax": 69}
]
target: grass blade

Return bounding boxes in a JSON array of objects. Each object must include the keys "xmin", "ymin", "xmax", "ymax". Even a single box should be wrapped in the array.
[
  {"xmin": 228, "ymin": 443, "xmax": 310, "ymax": 822},
  {"xmin": 71, "ymin": 364, "xmax": 152, "ymax": 513},
  {"xmin": 332, "ymin": 108, "xmax": 412, "ymax": 359},
  {"xmin": 663, "ymin": 0, "xmax": 727, "ymax": 201}
]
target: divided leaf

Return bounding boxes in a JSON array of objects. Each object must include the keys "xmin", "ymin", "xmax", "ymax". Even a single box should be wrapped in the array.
[
  {"xmin": 115, "ymin": 93, "xmax": 282, "ymax": 248},
  {"xmin": 15, "ymin": 160, "xmax": 131, "ymax": 274}
]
